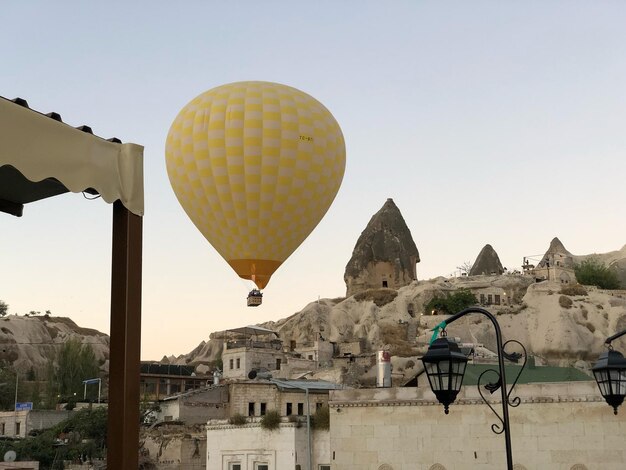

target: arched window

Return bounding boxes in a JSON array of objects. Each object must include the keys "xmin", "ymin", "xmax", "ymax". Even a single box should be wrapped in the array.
[{"xmin": 428, "ymin": 465, "xmax": 446, "ymax": 470}]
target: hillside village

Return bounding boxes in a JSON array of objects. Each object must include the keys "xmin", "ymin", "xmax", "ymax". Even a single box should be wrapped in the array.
[{"xmin": 1, "ymin": 198, "xmax": 626, "ymax": 469}]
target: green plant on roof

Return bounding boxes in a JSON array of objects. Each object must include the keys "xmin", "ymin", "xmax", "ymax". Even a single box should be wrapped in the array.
[
  {"xmin": 260, "ymin": 410, "xmax": 281, "ymax": 431},
  {"xmin": 228, "ymin": 413, "xmax": 247, "ymax": 425}
]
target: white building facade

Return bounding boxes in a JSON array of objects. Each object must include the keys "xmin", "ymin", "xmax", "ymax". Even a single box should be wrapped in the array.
[{"xmin": 206, "ymin": 422, "xmax": 329, "ymax": 470}]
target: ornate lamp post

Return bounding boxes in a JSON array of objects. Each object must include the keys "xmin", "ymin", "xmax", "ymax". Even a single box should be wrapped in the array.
[
  {"xmin": 592, "ymin": 328, "xmax": 626, "ymax": 414},
  {"xmin": 421, "ymin": 335, "xmax": 468, "ymax": 414},
  {"xmin": 421, "ymin": 307, "xmax": 527, "ymax": 470}
]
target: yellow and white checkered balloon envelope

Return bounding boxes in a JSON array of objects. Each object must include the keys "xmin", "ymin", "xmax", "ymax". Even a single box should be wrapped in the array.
[{"xmin": 165, "ymin": 81, "xmax": 346, "ymax": 290}]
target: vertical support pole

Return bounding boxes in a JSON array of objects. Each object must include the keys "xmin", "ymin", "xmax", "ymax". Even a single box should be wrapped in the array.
[{"xmin": 107, "ymin": 201, "xmax": 143, "ymax": 470}]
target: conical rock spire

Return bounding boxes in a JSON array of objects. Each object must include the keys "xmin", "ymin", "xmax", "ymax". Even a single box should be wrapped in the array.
[
  {"xmin": 469, "ymin": 244, "xmax": 504, "ymax": 276},
  {"xmin": 344, "ymin": 198, "xmax": 419, "ymax": 296}
]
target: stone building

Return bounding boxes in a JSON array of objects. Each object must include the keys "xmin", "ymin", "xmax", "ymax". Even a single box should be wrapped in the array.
[
  {"xmin": 206, "ymin": 379, "xmax": 341, "ymax": 470},
  {"xmin": 344, "ymin": 199, "xmax": 419, "ymax": 297},
  {"xmin": 533, "ymin": 237, "xmax": 576, "ymax": 284},
  {"xmin": 221, "ymin": 326, "xmax": 284, "ymax": 380},
  {"xmin": 140, "ymin": 362, "xmax": 212, "ymax": 400},
  {"xmin": 222, "ymin": 326, "xmax": 336, "ymax": 380},
  {"xmin": 155, "ymin": 385, "xmax": 229, "ymax": 424}
]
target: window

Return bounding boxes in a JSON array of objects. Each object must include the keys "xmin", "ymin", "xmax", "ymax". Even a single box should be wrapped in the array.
[
  {"xmin": 248, "ymin": 402, "xmax": 255, "ymax": 416},
  {"xmin": 308, "ymin": 355, "xmax": 313, "ymax": 360},
  {"xmin": 15, "ymin": 422, "xmax": 20, "ymax": 436},
  {"xmin": 297, "ymin": 403, "xmax": 304, "ymax": 415},
  {"xmin": 276, "ymin": 358, "xmax": 281, "ymax": 369},
  {"xmin": 487, "ymin": 294, "xmax": 492, "ymax": 305},
  {"xmin": 236, "ymin": 358, "xmax": 240, "ymax": 369},
  {"xmin": 229, "ymin": 464, "xmax": 241, "ymax": 470},
  {"xmin": 316, "ymin": 402, "xmax": 323, "ymax": 411},
  {"xmin": 382, "ymin": 280, "xmax": 388, "ymax": 288},
  {"xmin": 255, "ymin": 464, "xmax": 269, "ymax": 470},
  {"xmin": 1, "ymin": 422, "xmax": 4, "ymax": 435},
  {"xmin": 494, "ymin": 295, "xmax": 501, "ymax": 305},
  {"xmin": 480, "ymin": 293, "xmax": 485, "ymax": 304},
  {"xmin": 229, "ymin": 359, "xmax": 234, "ymax": 370},
  {"xmin": 286, "ymin": 402, "xmax": 292, "ymax": 415},
  {"xmin": 260, "ymin": 402, "xmax": 267, "ymax": 415},
  {"xmin": 319, "ymin": 466, "xmax": 331, "ymax": 470}
]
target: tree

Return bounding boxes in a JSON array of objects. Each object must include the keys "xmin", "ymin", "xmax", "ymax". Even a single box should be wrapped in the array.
[
  {"xmin": 0, "ymin": 364, "xmax": 17, "ymax": 410},
  {"xmin": 574, "ymin": 258, "xmax": 620, "ymax": 290},
  {"xmin": 456, "ymin": 261, "xmax": 473, "ymax": 276},
  {"xmin": 0, "ymin": 300, "xmax": 8, "ymax": 317},
  {"xmin": 49, "ymin": 339, "xmax": 100, "ymax": 401},
  {"xmin": 425, "ymin": 289, "xmax": 478, "ymax": 315}
]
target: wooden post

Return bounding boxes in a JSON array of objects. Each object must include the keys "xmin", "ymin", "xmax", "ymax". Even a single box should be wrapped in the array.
[{"xmin": 107, "ymin": 200, "xmax": 143, "ymax": 469}]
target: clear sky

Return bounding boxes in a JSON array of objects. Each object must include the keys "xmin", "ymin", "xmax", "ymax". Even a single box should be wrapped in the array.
[{"xmin": 2, "ymin": 2, "xmax": 625, "ymax": 360}]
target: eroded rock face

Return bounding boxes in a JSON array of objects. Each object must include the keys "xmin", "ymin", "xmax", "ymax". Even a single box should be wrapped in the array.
[
  {"xmin": 0, "ymin": 315, "xmax": 109, "ymax": 376},
  {"xmin": 344, "ymin": 199, "xmax": 419, "ymax": 297},
  {"xmin": 469, "ymin": 244, "xmax": 504, "ymax": 276}
]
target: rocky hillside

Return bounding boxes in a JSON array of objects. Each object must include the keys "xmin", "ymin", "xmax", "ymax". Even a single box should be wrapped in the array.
[
  {"xmin": 172, "ymin": 274, "xmax": 626, "ymax": 373},
  {"xmin": 0, "ymin": 315, "xmax": 110, "ymax": 376}
]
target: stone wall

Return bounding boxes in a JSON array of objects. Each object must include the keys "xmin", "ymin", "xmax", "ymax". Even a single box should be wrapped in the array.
[
  {"xmin": 141, "ymin": 434, "xmax": 206, "ymax": 470},
  {"xmin": 329, "ymin": 382, "xmax": 625, "ymax": 469},
  {"xmin": 156, "ymin": 387, "xmax": 229, "ymax": 424},
  {"xmin": 0, "ymin": 410, "xmax": 74, "ymax": 438}
]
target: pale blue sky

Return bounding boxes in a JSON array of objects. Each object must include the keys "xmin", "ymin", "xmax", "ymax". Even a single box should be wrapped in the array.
[{"xmin": 2, "ymin": 2, "xmax": 625, "ymax": 359}]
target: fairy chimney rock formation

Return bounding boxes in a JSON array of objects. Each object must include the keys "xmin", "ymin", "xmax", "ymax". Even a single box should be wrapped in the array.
[
  {"xmin": 537, "ymin": 237, "xmax": 575, "ymax": 269},
  {"xmin": 469, "ymin": 244, "xmax": 504, "ymax": 276},
  {"xmin": 344, "ymin": 198, "xmax": 420, "ymax": 297},
  {"xmin": 534, "ymin": 237, "xmax": 576, "ymax": 283}
]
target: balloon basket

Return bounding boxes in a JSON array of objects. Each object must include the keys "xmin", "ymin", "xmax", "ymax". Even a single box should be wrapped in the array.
[{"xmin": 247, "ymin": 289, "xmax": 263, "ymax": 307}]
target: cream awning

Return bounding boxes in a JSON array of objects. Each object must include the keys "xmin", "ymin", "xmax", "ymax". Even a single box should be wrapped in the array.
[{"xmin": 0, "ymin": 97, "xmax": 144, "ymax": 215}]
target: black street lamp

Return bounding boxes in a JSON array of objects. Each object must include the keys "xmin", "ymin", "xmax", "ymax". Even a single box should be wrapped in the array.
[
  {"xmin": 592, "ymin": 328, "xmax": 626, "ymax": 415},
  {"xmin": 421, "ymin": 335, "xmax": 468, "ymax": 414},
  {"xmin": 421, "ymin": 307, "xmax": 527, "ymax": 470}
]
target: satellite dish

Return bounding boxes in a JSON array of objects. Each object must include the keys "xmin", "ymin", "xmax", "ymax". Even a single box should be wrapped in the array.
[{"xmin": 4, "ymin": 450, "xmax": 16, "ymax": 462}]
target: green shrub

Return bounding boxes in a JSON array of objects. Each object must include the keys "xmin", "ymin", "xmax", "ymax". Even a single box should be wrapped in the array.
[
  {"xmin": 424, "ymin": 289, "xmax": 477, "ymax": 315},
  {"xmin": 560, "ymin": 284, "xmax": 588, "ymax": 296},
  {"xmin": 228, "ymin": 413, "xmax": 247, "ymax": 425},
  {"xmin": 354, "ymin": 289, "xmax": 398, "ymax": 307},
  {"xmin": 559, "ymin": 296, "xmax": 573, "ymax": 309},
  {"xmin": 311, "ymin": 405, "xmax": 329, "ymax": 430},
  {"xmin": 260, "ymin": 410, "xmax": 281, "ymax": 430},
  {"xmin": 574, "ymin": 258, "xmax": 620, "ymax": 290}
]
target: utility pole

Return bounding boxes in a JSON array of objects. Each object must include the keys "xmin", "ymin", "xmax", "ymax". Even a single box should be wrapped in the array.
[{"xmin": 13, "ymin": 372, "xmax": 18, "ymax": 437}]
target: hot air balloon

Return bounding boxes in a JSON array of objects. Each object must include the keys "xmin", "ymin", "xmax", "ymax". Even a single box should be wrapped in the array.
[{"xmin": 165, "ymin": 81, "xmax": 346, "ymax": 305}]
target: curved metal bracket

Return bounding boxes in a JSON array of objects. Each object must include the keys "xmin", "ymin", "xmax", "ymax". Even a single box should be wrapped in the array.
[
  {"xmin": 477, "ymin": 340, "xmax": 527, "ymax": 432},
  {"xmin": 503, "ymin": 340, "xmax": 527, "ymax": 408},
  {"xmin": 477, "ymin": 369, "xmax": 506, "ymax": 435}
]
